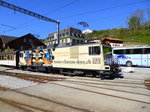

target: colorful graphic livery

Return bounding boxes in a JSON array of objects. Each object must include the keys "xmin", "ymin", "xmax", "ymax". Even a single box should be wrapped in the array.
[{"xmin": 19, "ymin": 49, "xmax": 53, "ymax": 67}]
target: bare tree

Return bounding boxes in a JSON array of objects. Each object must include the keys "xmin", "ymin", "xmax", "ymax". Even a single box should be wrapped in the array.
[
  {"xmin": 147, "ymin": 8, "xmax": 150, "ymax": 20},
  {"xmin": 128, "ymin": 9, "xmax": 144, "ymax": 32}
]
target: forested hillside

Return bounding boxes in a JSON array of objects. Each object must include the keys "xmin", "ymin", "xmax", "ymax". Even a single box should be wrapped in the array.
[{"xmin": 84, "ymin": 9, "xmax": 150, "ymax": 46}]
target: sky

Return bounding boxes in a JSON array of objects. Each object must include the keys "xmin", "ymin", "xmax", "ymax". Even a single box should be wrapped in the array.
[{"xmin": 0, "ymin": 0, "xmax": 150, "ymax": 39}]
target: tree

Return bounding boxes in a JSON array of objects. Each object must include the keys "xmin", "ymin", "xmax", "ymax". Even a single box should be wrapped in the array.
[
  {"xmin": 147, "ymin": 8, "xmax": 150, "ymax": 20},
  {"xmin": 145, "ymin": 8, "xmax": 150, "ymax": 29},
  {"xmin": 128, "ymin": 16, "xmax": 141, "ymax": 31},
  {"xmin": 128, "ymin": 9, "xmax": 144, "ymax": 32}
]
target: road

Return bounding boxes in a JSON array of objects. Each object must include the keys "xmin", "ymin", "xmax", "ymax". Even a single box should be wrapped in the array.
[{"xmin": 0, "ymin": 66, "xmax": 150, "ymax": 112}]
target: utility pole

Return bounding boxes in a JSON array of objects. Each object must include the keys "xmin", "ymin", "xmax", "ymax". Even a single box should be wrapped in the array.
[{"xmin": 0, "ymin": 0, "xmax": 60, "ymax": 45}]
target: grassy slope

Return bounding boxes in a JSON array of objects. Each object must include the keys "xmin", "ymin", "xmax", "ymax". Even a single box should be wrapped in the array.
[
  {"xmin": 85, "ymin": 29, "xmax": 150, "ymax": 46},
  {"xmin": 123, "ymin": 30, "xmax": 150, "ymax": 45}
]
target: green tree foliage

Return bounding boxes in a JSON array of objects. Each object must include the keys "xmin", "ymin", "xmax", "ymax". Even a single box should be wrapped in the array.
[
  {"xmin": 128, "ymin": 9, "xmax": 144, "ymax": 32},
  {"xmin": 128, "ymin": 16, "xmax": 141, "ymax": 32},
  {"xmin": 84, "ymin": 9, "xmax": 150, "ymax": 45}
]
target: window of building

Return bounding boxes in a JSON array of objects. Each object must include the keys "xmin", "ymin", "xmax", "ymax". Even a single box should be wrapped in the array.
[
  {"xmin": 62, "ymin": 39, "xmax": 64, "ymax": 43},
  {"xmin": 72, "ymin": 39, "xmax": 75, "ymax": 45},
  {"xmin": 9, "ymin": 55, "xmax": 13, "ymax": 60},
  {"xmin": 89, "ymin": 46, "xmax": 100, "ymax": 55},
  {"xmin": 12, "ymin": 55, "xmax": 15, "ymax": 60},
  {"xmin": 65, "ymin": 39, "xmax": 68, "ymax": 43},
  {"xmin": 26, "ymin": 39, "xmax": 30, "ymax": 43},
  {"xmin": 23, "ymin": 39, "xmax": 26, "ymax": 42},
  {"xmin": 4, "ymin": 55, "xmax": 7, "ymax": 60},
  {"xmin": 1, "ymin": 56, "xmax": 3, "ymax": 60},
  {"xmin": 20, "ymin": 46, "xmax": 24, "ymax": 50},
  {"xmin": 29, "ymin": 39, "xmax": 32, "ymax": 42},
  {"xmin": 7, "ymin": 55, "xmax": 10, "ymax": 60}
]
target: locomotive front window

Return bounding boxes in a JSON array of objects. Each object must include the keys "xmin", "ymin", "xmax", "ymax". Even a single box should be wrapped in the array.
[
  {"xmin": 20, "ymin": 53, "xmax": 23, "ymax": 57},
  {"xmin": 103, "ymin": 46, "xmax": 112, "ymax": 54},
  {"xmin": 89, "ymin": 46, "xmax": 100, "ymax": 55}
]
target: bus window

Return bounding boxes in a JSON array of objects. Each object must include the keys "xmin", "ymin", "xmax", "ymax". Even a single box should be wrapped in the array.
[
  {"xmin": 133, "ymin": 49, "xmax": 143, "ymax": 54},
  {"xmin": 2, "ymin": 56, "xmax": 3, "ymax": 60},
  {"xmin": 7, "ymin": 55, "xmax": 10, "ymax": 60},
  {"xmin": 89, "ymin": 46, "xmax": 100, "ymax": 55},
  {"xmin": 114, "ymin": 50, "xmax": 124, "ymax": 54},
  {"xmin": 4, "ymin": 55, "xmax": 7, "ymax": 60},
  {"xmin": 144, "ymin": 48, "xmax": 150, "ymax": 54},
  {"xmin": 124, "ymin": 49, "xmax": 131, "ymax": 54}
]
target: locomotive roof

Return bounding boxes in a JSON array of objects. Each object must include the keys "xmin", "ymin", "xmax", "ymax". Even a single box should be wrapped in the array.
[
  {"xmin": 17, "ymin": 42, "xmax": 111, "ymax": 51},
  {"xmin": 0, "ymin": 50, "xmax": 19, "ymax": 55},
  {"xmin": 46, "ymin": 42, "xmax": 110, "ymax": 49}
]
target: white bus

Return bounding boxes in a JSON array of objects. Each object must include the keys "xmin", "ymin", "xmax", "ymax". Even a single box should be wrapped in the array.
[{"xmin": 112, "ymin": 47, "xmax": 150, "ymax": 67}]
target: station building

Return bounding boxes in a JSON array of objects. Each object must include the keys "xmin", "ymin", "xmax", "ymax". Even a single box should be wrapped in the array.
[
  {"xmin": 0, "ymin": 33, "xmax": 45, "ymax": 52},
  {"xmin": 102, "ymin": 38, "xmax": 124, "ymax": 48},
  {"xmin": 44, "ymin": 27, "xmax": 85, "ymax": 46}
]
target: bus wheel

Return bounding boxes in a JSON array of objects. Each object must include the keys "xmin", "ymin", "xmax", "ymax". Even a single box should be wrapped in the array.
[{"xmin": 126, "ymin": 61, "xmax": 132, "ymax": 67}]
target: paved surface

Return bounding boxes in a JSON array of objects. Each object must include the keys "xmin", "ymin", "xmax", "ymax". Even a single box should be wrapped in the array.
[{"xmin": 0, "ymin": 66, "xmax": 150, "ymax": 112}]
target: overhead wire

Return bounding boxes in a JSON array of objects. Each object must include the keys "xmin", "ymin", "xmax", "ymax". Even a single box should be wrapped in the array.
[
  {"xmin": 45, "ymin": 0, "xmax": 79, "ymax": 15},
  {"xmin": 0, "ymin": 24, "xmax": 16, "ymax": 29},
  {"xmin": 59, "ymin": 0, "xmax": 150, "ymax": 20},
  {"xmin": 18, "ymin": 0, "xmax": 149, "ymax": 28},
  {"xmin": 2, "ymin": 0, "xmax": 79, "ymax": 34},
  {"xmin": 20, "ymin": 0, "xmax": 149, "ymax": 29},
  {"xmin": 1, "ymin": 0, "xmax": 149, "ymax": 36}
]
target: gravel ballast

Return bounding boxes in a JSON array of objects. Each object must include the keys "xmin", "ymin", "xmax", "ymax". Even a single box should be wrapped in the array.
[{"xmin": 0, "ymin": 75, "xmax": 38, "ymax": 89}]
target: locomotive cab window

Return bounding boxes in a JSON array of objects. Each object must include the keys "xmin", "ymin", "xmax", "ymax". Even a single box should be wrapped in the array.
[
  {"xmin": 20, "ymin": 53, "xmax": 23, "ymax": 58},
  {"xmin": 89, "ymin": 46, "xmax": 100, "ymax": 55}
]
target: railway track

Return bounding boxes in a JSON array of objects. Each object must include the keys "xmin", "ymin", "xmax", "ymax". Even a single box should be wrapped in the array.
[
  {"xmin": 0, "ymin": 86, "xmax": 7, "ymax": 91},
  {"xmin": 0, "ymin": 71, "xmax": 146, "ymax": 89},
  {"xmin": 144, "ymin": 79, "xmax": 150, "ymax": 90},
  {"xmin": 0, "ymin": 71, "xmax": 65, "ymax": 83},
  {"xmin": 70, "ymin": 77, "xmax": 143, "ymax": 85},
  {"xmin": 0, "ymin": 71, "xmax": 93, "ymax": 112},
  {"xmin": 63, "ymin": 80, "xmax": 150, "ymax": 96},
  {"xmin": 50, "ymin": 82, "xmax": 150, "ymax": 105},
  {"xmin": 0, "ymin": 97, "xmax": 53, "ymax": 112},
  {"xmin": 0, "ymin": 89, "xmax": 92, "ymax": 112},
  {"xmin": 0, "ymin": 70, "xmax": 149, "ymax": 111}
]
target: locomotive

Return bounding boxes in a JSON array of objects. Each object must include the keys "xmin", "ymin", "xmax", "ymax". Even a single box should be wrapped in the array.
[{"xmin": 0, "ymin": 43, "xmax": 120, "ymax": 79}]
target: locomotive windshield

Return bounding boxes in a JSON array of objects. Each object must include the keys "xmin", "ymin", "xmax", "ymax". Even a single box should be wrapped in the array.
[
  {"xmin": 103, "ymin": 46, "xmax": 112, "ymax": 54},
  {"xmin": 103, "ymin": 45, "xmax": 113, "ymax": 65}
]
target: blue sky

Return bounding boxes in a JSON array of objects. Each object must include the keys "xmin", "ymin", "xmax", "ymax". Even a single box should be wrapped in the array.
[{"xmin": 0, "ymin": 0, "xmax": 150, "ymax": 39}]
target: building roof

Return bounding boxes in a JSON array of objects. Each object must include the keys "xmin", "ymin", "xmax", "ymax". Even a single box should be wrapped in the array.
[
  {"xmin": 0, "ymin": 35, "xmax": 17, "ymax": 44},
  {"xmin": 103, "ymin": 38, "xmax": 123, "ymax": 42}
]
